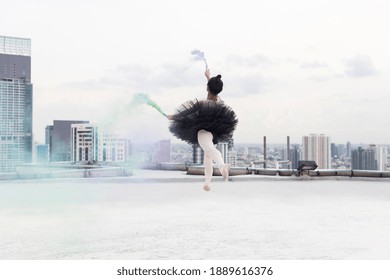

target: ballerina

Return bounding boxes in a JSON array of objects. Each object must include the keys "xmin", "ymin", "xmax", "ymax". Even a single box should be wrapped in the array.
[{"xmin": 167, "ymin": 69, "xmax": 238, "ymax": 191}]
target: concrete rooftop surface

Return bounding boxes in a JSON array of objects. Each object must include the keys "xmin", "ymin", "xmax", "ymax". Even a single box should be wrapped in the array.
[{"xmin": 1, "ymin": 170, "xmax": 390, "ymax": 260}]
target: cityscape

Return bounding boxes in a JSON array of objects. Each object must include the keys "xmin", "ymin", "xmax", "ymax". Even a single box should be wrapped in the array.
[
  {"xmin": 3, "ymin": 1, "xmax": 390, "ymax": 272},
  {"xmin": 1, "ymin": 35, "xmax": 389, "ymax": 176}
]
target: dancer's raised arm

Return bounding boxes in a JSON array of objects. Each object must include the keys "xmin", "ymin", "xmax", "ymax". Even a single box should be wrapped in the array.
[{"xmin": 205, "ymin": 68, "xmax": 211, "ymax": 81}]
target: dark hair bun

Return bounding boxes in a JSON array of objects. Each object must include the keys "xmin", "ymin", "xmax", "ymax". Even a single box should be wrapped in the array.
[{"xmin": 207, "ymin": 74, "xmax": 223, "ymax": 95}]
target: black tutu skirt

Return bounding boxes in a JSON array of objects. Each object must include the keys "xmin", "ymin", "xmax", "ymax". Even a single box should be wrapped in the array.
[{"xmin": 169, "ymin": 99, "xmax": 238, "ymax": 145}]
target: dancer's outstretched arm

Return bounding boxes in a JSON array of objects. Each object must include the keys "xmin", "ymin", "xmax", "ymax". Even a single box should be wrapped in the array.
[{"xmin": 205, "ymin": 68, "xmax": 211, "ymax": 81}]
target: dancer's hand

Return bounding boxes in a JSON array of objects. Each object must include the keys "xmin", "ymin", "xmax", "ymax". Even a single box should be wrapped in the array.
[
  {"xmin": 205, "ymin": 68, "xmax": 211, "ymax": 81},
  {"xmin": 166, "ymin": 114, "xmax": 174, "ymax": 120}
]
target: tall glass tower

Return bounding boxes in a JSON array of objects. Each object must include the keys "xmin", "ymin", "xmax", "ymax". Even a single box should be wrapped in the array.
[{"xmin": 0, "ymin": 35, "xmax": 33, "ymax": 172}]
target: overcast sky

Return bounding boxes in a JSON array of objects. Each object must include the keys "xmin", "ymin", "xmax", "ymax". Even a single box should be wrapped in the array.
[{"xmin": 2, "ymin": 0, "xmax": 390, "ymax": 145}]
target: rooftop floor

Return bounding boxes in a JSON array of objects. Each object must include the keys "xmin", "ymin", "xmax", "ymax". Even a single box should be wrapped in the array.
[{"xmin": 1, "ymin": 170, "xmax": 390, "ymax": 260}]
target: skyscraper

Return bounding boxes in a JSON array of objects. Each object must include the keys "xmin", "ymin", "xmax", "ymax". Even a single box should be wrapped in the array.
[
  {"xmin": 0, "ymin": 35, "xmax": 33, "ymax": 172},
  {"xmin": 346, "ymin": 141, "xmax": 352, "ymax": 158},
  {"xmin": 70, "ymin": 123, "xmax": 131, "ymax": 162},
  {"xmin": 352, "ymin": 145, "xmax": 388, "ymax": 171},
  {"xmin": 302, "ymin": 134, "xmax": 331, "ymax": 169},
  {"xmin": 290, "ymin": 144, "xmax": 301, "ymax": 169},
  {"xmin": 46, "ymin": 120, "xmax": 89, "ymax": 162}
]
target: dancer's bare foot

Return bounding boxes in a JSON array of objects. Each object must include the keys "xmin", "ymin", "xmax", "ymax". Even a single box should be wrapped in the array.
[
  {"xmin": 220, "ymin": 164, "xmax": 230, "ymax": 182},
  {"xmin": 203, "ymin": 185, "xmax": 211, "ymax": 191}
]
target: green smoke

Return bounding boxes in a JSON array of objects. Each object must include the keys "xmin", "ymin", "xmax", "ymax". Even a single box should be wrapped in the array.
[{"xmin": 130, "ymin": 93, "xmax": 167, "ymax": 117}]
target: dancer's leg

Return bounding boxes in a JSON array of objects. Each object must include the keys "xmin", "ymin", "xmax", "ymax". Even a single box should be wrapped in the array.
[
  {"xmin": 197, "ymin": 129, "xmax": 229, "ymax": 182},
  {"xmin": 197, "ymin": 130, "xmax": 224, "ymax": 165},
  {"xmin": 203, "ymin": 154, "xmax": 213, "ymax": 191}
]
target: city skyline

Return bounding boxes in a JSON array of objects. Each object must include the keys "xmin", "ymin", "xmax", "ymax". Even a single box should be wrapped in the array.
[{"xmin": 2, "ymin": 0, "xmax": 390, "ymax": 145}]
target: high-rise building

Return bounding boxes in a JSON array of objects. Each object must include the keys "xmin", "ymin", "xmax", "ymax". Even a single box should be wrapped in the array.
[
  {"xmin": 46, "ymin": 120, "xmax": 89, "ymax": 162},
  {"xmin": 71, "ymin": 124, "xmax": 94, "ymax": 162},
  {"xmin": 290, "ymin": 144, "xmax": 301, "ymax": 169},
  {"xmin": 376, "ymin": 146, "xmax": 388, "ymax": 171},
  {"xmin": 302, "ymin": 134, "xmax": 331, "ymax": 169},
  {"xmin": 227, "ymin": 149, "xmax": 237, "ymax": 167},
  {"xmin": 352, "ymin": 145, "xmax": 388, "ymax": 171},
  {"xmin": 346, "ymin": 141, "xmax": 352, "ymax": 158},
  {"xmin": 70, "ymin": 123, "xmax": 130, "ymax": 162},
  {"xmin": 0, "ymin": 35, "xmax": 33, "ymax": 172},
  {"xmin": 337, "ymin": 144, "xmax": 346, "ymax": 158},
  {"xmin": 331, "ymin": 143, "xmax": 338, "ymax": 158},
  {"xmin": 192, "ymin": 144, "xmax": 204, "ymax": 164}
]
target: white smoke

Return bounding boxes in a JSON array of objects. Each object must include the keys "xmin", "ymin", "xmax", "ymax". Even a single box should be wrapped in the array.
[{"xmin": 191, "ymin": 49, "xmax": 208, "ymax": 69}]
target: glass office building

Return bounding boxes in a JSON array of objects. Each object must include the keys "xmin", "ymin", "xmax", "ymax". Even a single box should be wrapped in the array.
[{"xmin": 0, "ymin": 36, "xmax": 33, "ymax": 172}]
